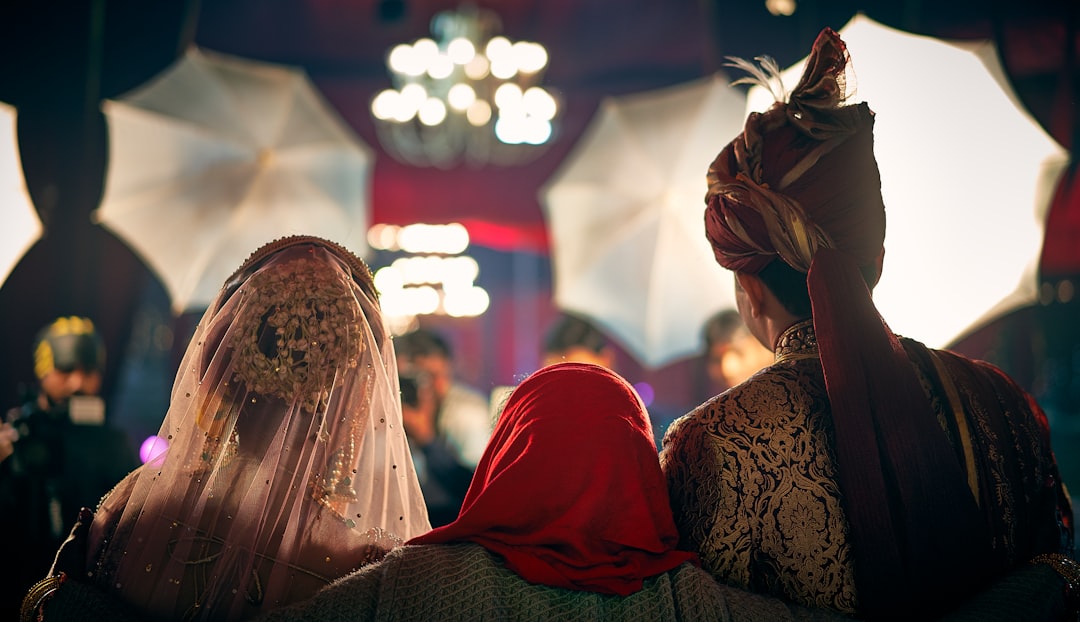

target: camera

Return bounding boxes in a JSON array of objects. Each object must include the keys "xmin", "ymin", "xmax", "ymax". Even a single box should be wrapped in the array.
[
  {"xmin": 399, "ymin": 371, "xmax": 432, "ymax": 410},
  {"xmin": 6, "ymin": 396, "xmax": 105, "ymax": 477},
  {"xmin": 8, "ymin": 407, "xmax": 66, "ymax": 478}
]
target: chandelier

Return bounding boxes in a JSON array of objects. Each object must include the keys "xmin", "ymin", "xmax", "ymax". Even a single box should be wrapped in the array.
[{"xmin": 370, "ymin": 5, "xmax": 558, "ymax": 168}]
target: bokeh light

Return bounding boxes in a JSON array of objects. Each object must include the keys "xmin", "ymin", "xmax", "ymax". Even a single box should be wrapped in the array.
[
  {"xmin": 633, "ymin": 382, "xmax": 655, "ymax": 407},
  {"xmin": 140, "ymin": 435, "xmax": 169, "ymax": 466}
]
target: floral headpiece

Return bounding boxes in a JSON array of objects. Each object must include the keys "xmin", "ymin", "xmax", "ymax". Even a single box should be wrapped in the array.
[{"xmin": 229, "ymin": 254, "xmax": 365, "ymax": 413}]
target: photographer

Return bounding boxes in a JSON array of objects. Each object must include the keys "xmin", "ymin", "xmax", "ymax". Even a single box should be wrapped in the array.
[
  {"xmin": 394, "ymin": 329, "xmax": 491, "ymax": 527},
  {"xmin": 0, "ymin": 316, "xmax": 138, "ymax": 620}
]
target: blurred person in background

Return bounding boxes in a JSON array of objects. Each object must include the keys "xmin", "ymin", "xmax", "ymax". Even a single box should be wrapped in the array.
[
  {"xmin": 394, "ymin": 328, "xmax": 491, "ymax": 527},
  {"xmin": 486, "ymin": 311, "xmax": 615, "ymax": 428},
  {"xmin": 702, "ymin": 308, "xmax": 775, "ymax": 392},
  {"xmin": 540, "ymin": 312, "xmax": 683, "ymax": 445},
  {"xmin": 541, "ymin": 312, "xmax": 616, "ymax": 369},
  {"xmin": 1, "ymin": 316, "xmax": 138, "ymax": 621}
]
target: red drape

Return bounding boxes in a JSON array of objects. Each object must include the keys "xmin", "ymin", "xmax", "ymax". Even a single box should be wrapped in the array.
[{"xmin": 409, "ymin": 362, "xmax": 697, "ymax": 596}]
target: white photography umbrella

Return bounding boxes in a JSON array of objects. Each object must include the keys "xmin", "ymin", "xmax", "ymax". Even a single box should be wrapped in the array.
[
  {"xmin": 541, "ymin": 74, "xmax": 745, "ymax": 368},
  {"xmin": 95, "ymin": 47, "xmax": 374, "ymax": 313},
  {"xmin": 745, "ymin": 14, "xmax": 1067, "ymax": 348},
  {"xmin": 0, "ymin": 101, "xmax": 42, "ymax": 287}
]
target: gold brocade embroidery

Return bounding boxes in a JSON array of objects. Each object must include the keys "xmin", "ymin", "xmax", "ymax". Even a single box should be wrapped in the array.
[
  {"xmin": 773, "ymin": 319, "xmax": 817, "ymax": 364},
  {"xmin": 20, "ymin": 574, "xmax": 65, "ymax": 622},
  {"xmin": 663, "ymin": 359, "xmax": 858, "ymax": 613},
  {"xmin": 928, "ymin": 350, "xmax": 980, "ymax": 504},
  {"xmin": 663, "ymin": 333, "xmax": 1066, "ymax": 616}
]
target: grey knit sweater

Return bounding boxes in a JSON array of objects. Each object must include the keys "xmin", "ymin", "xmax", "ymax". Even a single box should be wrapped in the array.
[
  {"xmin": 254, "ymin": 543, "xmax": 848, "ymax": 622},
  {"xmin": 28, "ymin": 543, "xmax": 1070, "ymax": 620}
]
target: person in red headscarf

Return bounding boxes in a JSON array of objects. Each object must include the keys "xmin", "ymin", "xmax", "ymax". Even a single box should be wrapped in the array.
[
  {"xmin": 660, "ymin": 27, "xmax": 1076, "ymax": 620},
  {"xmin": 252, "ymin": 362, "xmax": 852, "ymax": 621}
]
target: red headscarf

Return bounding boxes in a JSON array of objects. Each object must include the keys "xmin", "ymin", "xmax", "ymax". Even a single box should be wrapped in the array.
[
  {"xmin": 702, "ymin": 29, "xmax": 993, "ymax": 617},
  {"xmin": 408, "ymin": 362, "xmax": 697, "ymax": 596}
]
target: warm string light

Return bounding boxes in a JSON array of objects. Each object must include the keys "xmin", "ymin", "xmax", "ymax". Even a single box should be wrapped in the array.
[
  {"xmin": 368, "ymin": 223, "xmax": 491, "ymax": 332},
  {"xmin": 370, "ymin": 5, "xmax": 558, "ymax": 168}
]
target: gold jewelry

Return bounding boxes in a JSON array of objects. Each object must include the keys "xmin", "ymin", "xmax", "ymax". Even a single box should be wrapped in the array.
[
  {"xmin": 20, "ymin": 573, "xmax": 65, "ymax": 622},
  {"xmin": 1030, "ymin": 553, "xmax": 1080, "ymax": 607},
  {"xmin": 773, "ymin": 319, "xmax": 818, "ymax": 364},
  {"xmin": 230, "ymin": 254, "xmax": 365, "ymax": 414}
]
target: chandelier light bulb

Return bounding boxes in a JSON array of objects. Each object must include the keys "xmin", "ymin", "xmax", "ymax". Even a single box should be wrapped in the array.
[
  {"xmin": 387, "ymin": 44, "xmax": 415, "ymax": 75},
  {"xmin": 366, "ymin": 223, "xmax": 400, "ymax": 251},
  {"xmin": 371, "ymin": 89, "xmax": 400, "ymax": 121},
  {"xmin": 463, "ymin": 55, "xmax": 490, "ymax": 80},
  {"xmin": 489, "ymin": 56, "xmax": 518, "ymax": 80},
  {"xmin": 409, "ymin": 286, "xmax": 441, "ymax": 315},
  {"xmin": 447, "ymin": 83, "xmax": 476, "ymax": 111},
  {"xmin": 449, "ymin": 255, "xmax": 480, "ymax": 282},
  {"xmin": 524, "ymin": 118, "xmax": 553, "ymax": 145},
  {"xmin": 493, "ymin": 83, "xmax": 523, "ymax": 111},
  {"xmin": 427, "ymin": 54, "xmax": 454, "ymax": 79},
  {"xmin": 399, "ymin": 223, "xmax": 470, "ymax": 254},
  {"xmin": 399, "ymin": 83, "xmax": 426, "ymax": 106},
  {"xmin": 369, "ymin": 219, "xmax": 486, "ymax": 319},
  {"xmin": 522, "ymin": 87, "xmax": 557, "ymax": 120},
  {"xmin": 395, "ymin": 83, "xmax": 427, "ymax": 121},
  {"xmin": 391, "ymin": 256, "xmax": 429, "ymax": 285},
  {"xmin": 378, "ymin": 290, "xmax": 408, "ymax": 318},
  {"xmin": 419, "ymin": 256, "xmax": 444, "ymax": 282},
  {"xmin": 466, "ymin": 100, "xmax": 492, "ymax": 126},
  {"xmin": 495, "ymin": 114, "xmax": 526, "ymax": 144},
  {"xmin": 447, "ymin": 37, "xmax": 476, "ymax": 65},
  {"xmin": 391, "ymin": 109, "xmax": 414, "ymax": 123},
  {"xmin": 372, "ymin": 6, "xmax": 559, "ymax": 167},
  {"xmin": 418, "ymin": 98, "xmax": 448, "ymax": 126},
  {"xmin": 374, "ymin": 266, "xmax": 405, "ymax": 292},
  {"xmin": 412, "ymin": 38, "xmax": 439, "ymax": 66},
  {"xmin": 444, "ymin": 286, "xmax": 490, "ymax": 317},
  {"xmin": 443, "ymin": 223, "xmax": 471, "ymax": 254},
  {"xmin": 513, "ymin": 42, "xmax": 548, "ymax": 74},
  {"xmin": 485, "ymin": 36, "xmax": 512, "ymax": 62}
]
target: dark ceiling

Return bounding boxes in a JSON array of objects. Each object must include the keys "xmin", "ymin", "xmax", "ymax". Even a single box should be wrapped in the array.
[{"xmin": 0, "ymin": 0, "xmax": 1075, "ymax": 237}]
